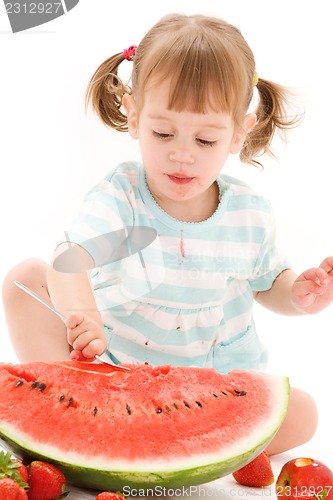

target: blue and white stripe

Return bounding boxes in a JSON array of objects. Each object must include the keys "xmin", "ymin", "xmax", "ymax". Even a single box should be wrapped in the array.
[{"xmin": 60, "ymin": 162, "xmax": 290, "ymax": 372}]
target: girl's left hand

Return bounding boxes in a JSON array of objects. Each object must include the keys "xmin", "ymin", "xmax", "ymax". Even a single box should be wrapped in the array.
[{"xmin": 292, "ymin": 256, "xmax": 333, "ymax": 314}]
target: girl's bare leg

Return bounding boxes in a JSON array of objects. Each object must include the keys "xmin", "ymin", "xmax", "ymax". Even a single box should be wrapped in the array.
[
  {"xmin": 266, "ymin": 387, "xmax": 318, "ymax": 455},
  {"xmin": 2, "ymin": 258, "xmax": 70, "ymax": 362}
]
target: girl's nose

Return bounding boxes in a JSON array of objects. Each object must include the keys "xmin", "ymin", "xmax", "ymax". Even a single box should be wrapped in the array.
[
  {"xmin": 169, "ymin": 143, "xmax": 194, "ymax": 165},
  {"xmin": 169, "ymin": 149, "xmax": 195, "ymax": 165}
]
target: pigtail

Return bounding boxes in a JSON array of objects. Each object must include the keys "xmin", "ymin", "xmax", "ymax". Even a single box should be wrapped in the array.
[
  {"xmin": 241, "ymin": 78, "xmax": 302, "ymax": 167},
  {"xmin": 85, "ymin": 53, "xmax": 131, "ymax": 132}
]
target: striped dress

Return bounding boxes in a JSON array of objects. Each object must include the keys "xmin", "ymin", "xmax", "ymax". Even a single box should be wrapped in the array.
[{"xmin": 60, "ymin": 162, "xmax": 290, "ymax": 373}]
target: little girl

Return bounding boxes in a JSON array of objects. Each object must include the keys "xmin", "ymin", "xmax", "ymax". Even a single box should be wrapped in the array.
[{"xmin": 3, "ymin": 14, "xmax": 333, "ymax": 455}]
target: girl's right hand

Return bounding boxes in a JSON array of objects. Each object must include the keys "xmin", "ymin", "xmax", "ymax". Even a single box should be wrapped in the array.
[{"xmin": 65, "ymin": 313, "xmax": 107, "ymax": 362}]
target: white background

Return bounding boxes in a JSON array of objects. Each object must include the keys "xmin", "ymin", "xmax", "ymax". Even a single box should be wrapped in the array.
[{"xmin": 0, "ymin": 0, "xmax": 332, "ymax": 475}]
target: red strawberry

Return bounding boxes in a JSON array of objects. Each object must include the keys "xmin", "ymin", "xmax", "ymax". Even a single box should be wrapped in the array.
[
  {"xmin": 28, "ymin": 461, "xmax": 68, "ymax": 500},
  {"xmin": 0, "ymin": 450, "xmax": 29, "ymax": 488},
  {"xmin": 96, "ymin": 492, "xmax": 125, "ymax": 500},
  {"xmin": 0, "ymin": 477, "xmax": 28, "ymax": 499},
  {"xmin": 13, "ymin": 459, "xmax": 29, "ymax": 484},
  {"xmin": 232, "ymin": 451, "xmax": 274, "ymax": 487}
]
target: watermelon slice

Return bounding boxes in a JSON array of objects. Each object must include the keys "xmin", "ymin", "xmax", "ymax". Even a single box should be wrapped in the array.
[{"xmin": 0, "ymin": 361, "xmax": 289, "ymax": 491}]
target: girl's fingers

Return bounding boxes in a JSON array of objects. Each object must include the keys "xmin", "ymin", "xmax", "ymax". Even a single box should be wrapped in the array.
[
  {"xmin": 81, "ymin": 338, "xmax": 106, "ymax": 359},
  {"xmin": 70, "ymin": 349, "xmax": 82, "ymax": 360},
  {"xmin": 298, "ymin": 267, "xmax": 328, "ymax": 287},
  {"xmin": 66, "ymin": 315, "xmax": 93, "ymax": 344},
  {"xmin": 319, "ymin": 256, "xmax": 333, "ymax": 275},
  {"xmin": 70, "ymin": 348, "xmax": 95, "ymax": 362},
  {"xmin": 70, "ymin": 331, "xmax": 107, "ymax": 359},
  {"xmin": 65, "ymin": 312, "xmax": 84, "ymax": 329},
  {"xmin": 72, "ymin": 330, "xmax": 98, "ymax": 351}
]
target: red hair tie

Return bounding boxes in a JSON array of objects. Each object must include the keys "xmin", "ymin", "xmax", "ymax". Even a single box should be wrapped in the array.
[{"xmin": 123, "ymin": 45, "xmax": 137, "ymax": 61}]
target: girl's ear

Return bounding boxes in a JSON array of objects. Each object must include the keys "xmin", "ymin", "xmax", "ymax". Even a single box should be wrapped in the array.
[
  {"xmin": 230, "ymin": 113, "xmax": 257, "ymax": 154},
  {"xmin": 122, "ymin": 94, "xmax": 139, "ymax": 139}
]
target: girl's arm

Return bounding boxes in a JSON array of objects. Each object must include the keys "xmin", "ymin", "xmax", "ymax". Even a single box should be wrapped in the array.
[
  {"xmin": 254, "ymin": 257, "xmax": 333, "ymax": 315},
  {"xmin": 254, "ymin": 269, "xmax": 304, "ymax": 315},
  {"xmin": 47, "ymin": 243, "xmax": 107, "ymax": 360}
]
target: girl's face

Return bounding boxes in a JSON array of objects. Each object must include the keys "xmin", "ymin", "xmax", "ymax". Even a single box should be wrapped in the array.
[{"xmin": 123, "ymin": 80, "xmax": 255, "ymax": 221}]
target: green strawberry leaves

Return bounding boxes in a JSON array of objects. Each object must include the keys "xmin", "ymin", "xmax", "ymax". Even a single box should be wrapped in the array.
[{"xmin": 0, "ymin": 450, "xmax": 29, "ymax": 489}]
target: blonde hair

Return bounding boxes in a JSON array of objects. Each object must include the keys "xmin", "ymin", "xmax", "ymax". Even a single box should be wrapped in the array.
[{"xmin": 86, "ymin": 13, "xmax": 300, "ymax": 166}]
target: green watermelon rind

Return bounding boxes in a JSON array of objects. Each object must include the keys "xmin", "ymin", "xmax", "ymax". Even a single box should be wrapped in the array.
[
  {"xmin": 1, "ymin": 432, "xmax": 273, "ymax": 490},
  {"xmin": 0, "ymin": 377, "xmax": 289, "ymax": 491}
]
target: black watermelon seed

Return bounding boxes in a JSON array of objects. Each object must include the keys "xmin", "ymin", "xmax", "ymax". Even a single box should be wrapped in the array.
[
  {"xmin": 234, "ymin": 390, "xmax": 247, "ymax": 396},
  {"xmin": 68, "ymin": 397, "xmax": 74, "ymax": 407},
  {"xmin": 184, "ymin": 401, "xmax": 190, "ymax": 408},
  {"xmin": 126, "ymin": 404, "xmax": 132, "ymax": 415},
  {"xmin": 195, "ymin": 401, "xmax": 203, "ymax": 408},
  {"xmin": 156, "ymin": 408, "xmax": 163, "ymax": 414},
  {"xmin": 222, "ymin": 391, "xmax": 228, "ymax": 396},
  {"xmin": 212, "ymin": 393, "xmax": 218, "ymax": 398},
  {"xmin": 59, "ymin": 395, "xmax": 65, "ymax": 402},
  {"xmin": 173, "ymin": 403, "xmax": 179, "ymax": 410},
  {"xmin": 15, "ymin": 380, "xmax": 24, "ymax": 387},
  {"xmin": 93, "ymin": 407, "xmax": 98, "ymax": 416},
  {"xmin": 31, "ymin": 381, "xmax": 39, "ymax": 389},
  {"xmin": 38, "ymin": 383, "xmax": 46, "ymax": 391}
]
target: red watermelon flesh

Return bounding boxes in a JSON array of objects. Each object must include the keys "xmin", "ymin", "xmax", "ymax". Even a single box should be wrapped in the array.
[{"xmin": 0, "ymin": 361, "xmax": 289, "ymax": 491}]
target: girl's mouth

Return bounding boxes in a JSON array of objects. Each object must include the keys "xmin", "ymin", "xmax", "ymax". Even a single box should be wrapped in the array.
[{"xmin": 167, "ymin": 173, "xmax": 194, "ymax": 185}]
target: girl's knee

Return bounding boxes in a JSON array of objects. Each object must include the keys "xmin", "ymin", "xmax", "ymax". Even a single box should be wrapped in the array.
[
  {"xmin": 267, "ymin": 387, "xmax": 318, "ymax": 455},
  {"xmin": 2, "ymin": 258, "xmax": 49, "ymax": 299},
  {"xmin": 289, "ymin": 387, "xmax": 318, "ymax": 443}
]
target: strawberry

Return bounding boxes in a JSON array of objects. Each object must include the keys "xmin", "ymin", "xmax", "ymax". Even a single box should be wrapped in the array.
[
  {"xmin": 28, "ymin": 461, "xmax": 68, "ymax": 500},
  {"xmin": 0, "ymin": 450, "xmax": 29, "ymax": 488},
  {"xmin": 232, "ymin": 451, "xmax": 274, "ymax": 487},
  {"xmin": 0, "ymin": 477, "xmax": 28, "ymax": 499},
  {"xmin": 96, "ymin": 493, "xmax": 125, "ymax": 500},
  {"xmin": 13, "ymin": 459, "xmax": 29, "ymax": 484}
]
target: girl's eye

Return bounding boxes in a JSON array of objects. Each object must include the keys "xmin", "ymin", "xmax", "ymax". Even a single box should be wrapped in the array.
[
  {"xmin": 152, "ymin": 131, "xmax": 216, "ymax": 147},
  {"xmin": 197, "ymin": 138, "xmax": 216, "ymax": 147},
  {"xmin": 153, "ymin": 131, "xmax": 172, "ymax": 140}
]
